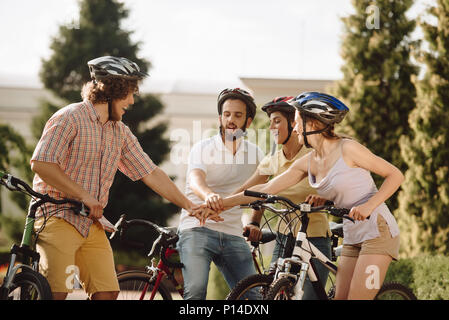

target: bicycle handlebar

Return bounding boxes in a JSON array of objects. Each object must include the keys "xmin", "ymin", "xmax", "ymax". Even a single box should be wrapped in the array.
[
  {"xmin": 244, "ymin": 190, "xmax": 270, "ymax": 199},
  {"xmin": 110, "ymin": 214, "xmax": 184, "ymax": 269},
  {"xmin": 242, "ymin": 228, "xmax": 277, "ymax": 247},
  {"xmin": 0, "ymin": 171, "xmax": 88, "ymax": 217},
  {"xmin": 243, "ymin": 189, "xmax": 355, "ymax": 222}
]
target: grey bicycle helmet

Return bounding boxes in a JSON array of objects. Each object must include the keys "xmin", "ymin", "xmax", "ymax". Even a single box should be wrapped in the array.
[{"xmin": 88, "ymin": 56, "xmax": 149, "ymax": 81}]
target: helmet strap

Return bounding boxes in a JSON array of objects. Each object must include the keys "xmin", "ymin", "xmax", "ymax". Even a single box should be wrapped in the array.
[
  {"xmin": 219, "ymin": 117, "xmax": 248, "ymax": 141},
  {"xmin": 302, "ymin": 116, "xmax": 329, "ymax": 148},
  {"xmin": 281, "ymin": 121, "xmax": 293, "ymax": 145}
]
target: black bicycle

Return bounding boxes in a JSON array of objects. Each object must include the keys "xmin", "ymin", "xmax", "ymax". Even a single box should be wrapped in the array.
[
  {"xmin": 227, "ymin": 190, "xmax": 417, "ymax": 300},
  {"xmin": 0, "ymin": 171, "xmax": 88, "ymax": 300}
]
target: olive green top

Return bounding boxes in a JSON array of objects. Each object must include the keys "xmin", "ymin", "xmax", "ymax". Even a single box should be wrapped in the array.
[{"xmin": 257, "ymin": 147, "xmax": 331, "ymax": 238}]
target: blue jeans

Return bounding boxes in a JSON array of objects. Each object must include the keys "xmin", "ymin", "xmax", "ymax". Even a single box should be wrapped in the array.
[
  {"xmin": 177, "ymin": 227, "xmax": 258, "ymax": 300},
  {"xmin": 270, "ymin": 232, "xmax": 332, "ymax": 300}
]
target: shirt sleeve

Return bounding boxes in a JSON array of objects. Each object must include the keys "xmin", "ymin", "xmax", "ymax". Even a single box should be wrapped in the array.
[
  {"xmin": 257, "ymin": 153, "xmax": 275, "ymax": 176},
  {"xmin": 118, "ymin": 125, "xmax": 157, "ymax": 181},
  {"xmin": 186, "ymin": 140, "xmax": 207, "ymax": 175},
  {"xmin": 256, "ymin": 146, "xmax": 266, "ymax": 165},
  {"xmin": 31, "ymin": 109, "xmax": 76, "ymax": 165}
]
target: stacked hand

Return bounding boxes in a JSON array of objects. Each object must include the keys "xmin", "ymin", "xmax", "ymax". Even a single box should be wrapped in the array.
[
  {"xmin": 188, "ymin": 203, "xmax": 223, "ymax": 226},
  {"xmin": 205, "ymin": 192, "xmax": 224, "ymax": 212}
]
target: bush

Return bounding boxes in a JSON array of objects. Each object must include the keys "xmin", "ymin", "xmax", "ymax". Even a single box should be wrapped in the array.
[
  {"xmin": 385, "ymin": 255, "xmax": 449, "ymax": 300},
  {"xmin": 0, "ymin": 214, "xmax": 24, "ymax": 244},
  {"xmin": 206, "ymin": 263, "xmax": 229, "ymax": 300}
]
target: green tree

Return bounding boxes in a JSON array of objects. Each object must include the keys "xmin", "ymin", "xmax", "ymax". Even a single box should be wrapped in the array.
[
  {"xmin": 40, "ymin": 0, "xmax": 149, "ymax": 102},
  {"xmin": 0, "ymin": 124, "xmax": 33, "ymax": 243},
  {"xmin": 34, "ymin": 0, "xmax": 177, "ymax": 232},
  {"xmin": 332, "ymin": 0, "xmax": 418, "ymax": 210},
  {"xmin": 396, "ymin": 0, "xmax": 449, "ymax": 257}
]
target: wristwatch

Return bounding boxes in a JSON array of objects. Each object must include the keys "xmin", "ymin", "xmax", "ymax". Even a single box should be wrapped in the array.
[{"xmin": 248, "ymin": 221, "xmax": 260, "ymax": 228}]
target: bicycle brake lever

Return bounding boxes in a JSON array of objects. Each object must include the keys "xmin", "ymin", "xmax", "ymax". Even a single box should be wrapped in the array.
[
  {"xmin": 343, "ymin": 214, "xmax": 355, "ymax": 223},
  {"xmin": 5, "ymin": 174, "xmax": 19, "ymax": 191},
  {"xmin": 79, "ymin": 203, "xmax": 89, "ymax": 217},
  {"xmin": 109, "ymin": 214, "xmax": 126, "ymax": 240},
  {"xmin": 148, "ymin": 234, "xmax": 163, "ymax": 258}
]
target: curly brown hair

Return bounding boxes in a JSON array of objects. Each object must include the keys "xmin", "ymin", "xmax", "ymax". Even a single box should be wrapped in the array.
[{"xmin": 81, "ymin": 77, "xmax": 139, "ymax": 104}]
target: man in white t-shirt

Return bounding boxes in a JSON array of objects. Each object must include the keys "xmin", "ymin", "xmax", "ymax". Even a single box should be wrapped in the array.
[{"xmin": 177, "ymin": 88, "xmax": 265, "ymax": 300}]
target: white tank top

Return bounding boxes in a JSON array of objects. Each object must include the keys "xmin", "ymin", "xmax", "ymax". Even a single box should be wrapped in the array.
[{"xmin": 307, "ymin": 141, "xmax": 400, "ymax": 244}]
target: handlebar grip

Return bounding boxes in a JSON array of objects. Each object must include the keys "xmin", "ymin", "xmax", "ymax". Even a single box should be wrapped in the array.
[
  {"xmin": 243, "ymin": 229, "xmax": 250, "ymax": 237},
  {"xmin": 244, "ymin": 190, "xmax": 269, "ymax": 199}
]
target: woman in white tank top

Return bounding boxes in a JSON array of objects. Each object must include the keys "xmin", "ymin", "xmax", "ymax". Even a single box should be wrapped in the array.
[{"xmin": 216, "ymin": 92, "xmax": 404, "ymax": 300}]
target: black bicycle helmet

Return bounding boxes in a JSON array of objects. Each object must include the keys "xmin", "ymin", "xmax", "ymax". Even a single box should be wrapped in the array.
[
  {"xmin": 262, "ymin": 96, "xmax": 295, "ymax": 145},
  {"xmin": 261, "ymin": 96, "xmax": 295, "ymax": 115},
  {"xmin": 217, "ymin": 88, "xmax": 257, "ymax": 119},
  {"xmin": 288, "ymin": 92, "xmax": 349, "ymax": 148},
  {"xmin": 88, "ymin": 56, "xmax": 149, "ymax": 81}
]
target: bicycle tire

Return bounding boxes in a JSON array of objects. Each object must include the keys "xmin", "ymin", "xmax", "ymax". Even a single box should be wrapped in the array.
[
  {"xmin": 117, "ymin": 271, "xmax": 173, "ymax": 300},
  {"xmin": 326, "ymin": 281, "xmax": 417, "ymax": 300},
  {"xmin": 375, "ymin": 282, "xmax": 417, "ymax": 300},
  {"xmin": 264, "ymin": 277, "xmax": 295, "ymax": 300},
  {"xmin": 8, "ymin": 270, "xmax": 53, "ymax": 300},
  {"xmin": 226, "ymin": 274, "xmax": 273, "ymax": 300}
]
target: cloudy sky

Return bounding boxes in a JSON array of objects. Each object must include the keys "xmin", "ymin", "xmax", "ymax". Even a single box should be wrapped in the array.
[{"xmin": 0, "ymin": 0, "xmax": 434, "ymax": 85}]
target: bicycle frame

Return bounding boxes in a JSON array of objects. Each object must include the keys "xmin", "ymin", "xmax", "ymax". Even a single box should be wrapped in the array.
[
  {"xmin": 112, "ymin": 215, "xmax": 185, "ymax": 300},
  {"xmin": 148, "ymin": 247, "xmax": 184, "ymax": 299},
  {"xmin": 241, "ymin": 192, "xmax": 350, "ymax": 301},
  {"xmin": 0, "ymin": 200, "xmax": 43, "ymax": 298},
  {"xmin": 275, "ymin": 214, "xmax": 337, "ymax": 300},
  {"xmin": 0, "ymin": 171, "xmax": 87, "ymax": 300}
]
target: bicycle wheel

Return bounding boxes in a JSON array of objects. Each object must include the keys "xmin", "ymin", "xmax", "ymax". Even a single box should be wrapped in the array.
[
  {"xmin": 8, "ymin": 270, "xmax": 53, "ymax": 300},
  {"xmin": 117, "ymin": 271, "xmax": 173, "ymax": 300},
  {"xmin": 226, "ymin": 274, "xmax": 273, "ymax": 300},
  {"xmin": 375, "ymin": 282, "xmax": 417, "ymax": 300},
  {"xmin": 264, "ymin": 277, "xmax": 295, "ymax": 300}
]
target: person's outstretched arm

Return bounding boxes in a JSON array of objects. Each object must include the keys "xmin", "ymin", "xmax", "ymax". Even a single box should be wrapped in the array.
[{"xmin": 141, "ymin": 167, "xmax": 223, "ymax": 223}]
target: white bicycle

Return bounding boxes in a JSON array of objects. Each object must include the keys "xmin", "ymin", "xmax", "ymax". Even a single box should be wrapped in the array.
[{"xmin": 242, "ymin": 190, "xmax": 417, "ymax": 300}]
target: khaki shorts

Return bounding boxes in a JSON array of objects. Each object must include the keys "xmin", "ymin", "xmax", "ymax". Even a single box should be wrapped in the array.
[
  {"xmin": 35, "ymin": 217, "xmax": 119, "ymax": 296},
  {"xmin": 341, "ymin": 215, "xmax": 400, "ymax": 261}
]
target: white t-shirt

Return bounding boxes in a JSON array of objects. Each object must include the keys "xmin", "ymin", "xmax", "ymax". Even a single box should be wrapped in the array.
[{"xmin": 179, "ymin": 134, "xmax": 265, "ymax": 237}]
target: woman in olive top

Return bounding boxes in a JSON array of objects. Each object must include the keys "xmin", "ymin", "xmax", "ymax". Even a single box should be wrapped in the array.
[{"xmin": 233, "ymin": 96, "xmax": 331, "ymax": 300}]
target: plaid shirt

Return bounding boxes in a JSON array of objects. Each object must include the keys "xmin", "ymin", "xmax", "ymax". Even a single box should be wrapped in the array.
[{"xmin": 31, "ymin": 100, "xmax": 157, "ymax": 237}]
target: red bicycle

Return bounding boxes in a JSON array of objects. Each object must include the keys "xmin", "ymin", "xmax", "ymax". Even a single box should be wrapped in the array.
[{"xmin": 110, "ymin": 215, "xmax": 184, "ymax": 300}]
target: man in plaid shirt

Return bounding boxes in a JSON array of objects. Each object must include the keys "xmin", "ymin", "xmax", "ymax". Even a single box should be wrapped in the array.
[{"xmin": 30, "ymin": 56, "xmax": 219, "ymax": 300}]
